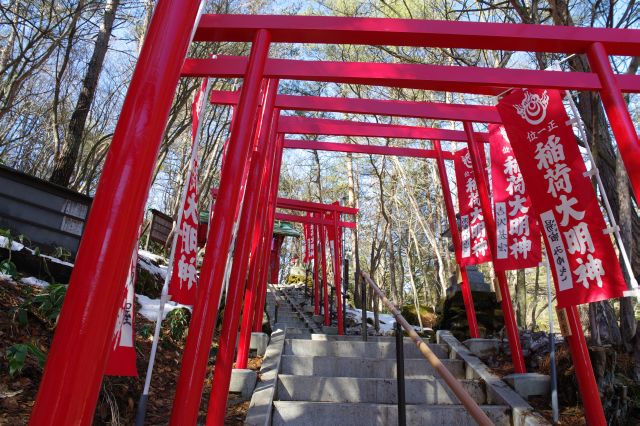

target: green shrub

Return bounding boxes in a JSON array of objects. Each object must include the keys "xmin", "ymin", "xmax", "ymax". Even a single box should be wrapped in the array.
[
  {"xmin": 165, "ymin": 308, "xmax": 191, "ymax": 342},
  {"xmin": 139, "ymin": 324, "xmax": 153, "ymax": 340},
  {"xmin": 32, "ymin": 284, "xmax": 67, "ymax": 324},
  {"xmin": 51, "ymin": 246, "xmax": 72, "ymax": 262},
  {"xmin": 6, "ymin": 343, "xmax": 46, "ymax": 377},
  {"xmin": 0, "ymin": 259, "xmax": 17, "ymax": 278}
]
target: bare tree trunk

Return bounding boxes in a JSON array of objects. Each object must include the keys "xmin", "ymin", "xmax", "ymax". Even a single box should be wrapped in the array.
[
  {"xmin": 347, "ymin": 152, "xmax": 361, "ymax": 307},
  {"xmin": 529, "ymin": 265, "xmax": 540, "ymax": 330},
  {"xmin": 138, "ymin": 0, "xmax": 156, "ymax": 52},
  {"xmin": 49, "ymin": 0, "xmax": 120, "ymax": 187},
  {"xmin": 408, "ymin": 228, "xmax": 432, "ymax": 304},
  {"xmin": 397, "ymin": 230, "xmax": 405, "ymax": 306},
  {"xmin": 618, "ymin": 60, "xmax": 637, "ymax": 353},
  {"xmin": 313, "ymin": 150, "xmax": 324, "ymax": 203},
  {"xmin": 515, "ymin": 269, "xmax": 527, "ymax": 328},
  {"xmin": 0, "ymin": 2, "xmax": 17, "ymax": 70},
  {"xmin": 51, "ymin": 0, "xmax": 86, "ymax": 159},
  {"xmin": 370, "ymin": 155, "xmax": 399, "ymax": 304},
  {"xmin": 407, "ymin": 245, "xmax": 424, "ymax": 329},
  {"xmin": 618, "ymin": 150, "xmax": 635, "ymax": 351},
  {"xmin": 385, "ymin": 223, "xmax": 399, "ymax": 305},
  {"xmin": 391, "ymin": 157, "xmax": 447, "ymax": 300}
]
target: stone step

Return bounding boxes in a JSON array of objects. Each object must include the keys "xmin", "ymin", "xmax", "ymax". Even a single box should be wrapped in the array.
[
  {"xmin": 312, "ymin": 334, "xmax": 432, "ymax": 343},
  {"xmin": 277, "ymin": 375, "xmax": 486, "ymax": 404},
  {"xmin": 271, "ymin": 401, "xmax": 511, "ymax": 426},
  {"xmin": 276, "ymin": 314, "xmax": 302, "ymax": 320},
  {"xmin": 284, "ymin": 339, "xmax": 449, "ymax": 359},
  {"xmin": 274, "ymin": 323, "xmax": 309, "ymax": 330},
  {"xmin": 280, "ymin": 355, "xmax": 465, "ymax": 379}
]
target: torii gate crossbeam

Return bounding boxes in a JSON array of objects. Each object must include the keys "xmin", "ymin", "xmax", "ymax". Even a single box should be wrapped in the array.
[
  {"xmin": 183, "ymin": 55, "xmax": 640, "ymax": 95},
  {"xmin": 210, "ymin": 89, "xmax": 503, "ymax": 123}
]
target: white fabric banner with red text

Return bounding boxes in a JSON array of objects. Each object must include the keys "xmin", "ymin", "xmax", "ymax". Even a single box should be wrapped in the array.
[
  {"xmin": 104, "ymin": 248, "xmax": 138, "ymax": 377},
  {"xmin": 497, "ymin": 88, "xmax": 627, "ymax": 307}
]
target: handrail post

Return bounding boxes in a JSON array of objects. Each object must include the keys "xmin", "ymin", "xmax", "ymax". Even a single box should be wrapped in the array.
[
  {"xmin": 343, "ymin": 247, "xmax": 348, "ymax": 334},
  {"xmin": 360, "ymin": 271, "xmax": 493, "ymax": 426},
  {"xmin": 395, "ymin": 321, "xmax": 406, "ymax": 426}
]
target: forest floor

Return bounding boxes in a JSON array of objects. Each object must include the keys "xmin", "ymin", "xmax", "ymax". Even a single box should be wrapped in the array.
[{"xmin": 0, "ymin": 276, "xmax": 260, "ymax": 425}]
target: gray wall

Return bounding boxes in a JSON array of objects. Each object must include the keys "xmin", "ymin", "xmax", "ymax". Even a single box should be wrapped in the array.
[{"xmin": 0, "ymin": 165, "xmax": 92, "ymax": 257}]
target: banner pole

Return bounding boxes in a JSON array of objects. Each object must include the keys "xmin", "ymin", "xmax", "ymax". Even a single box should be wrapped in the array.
[
  {"xmin": 543, "ymin": 257, "xmax": 560, "ymax": 424},
  {"xmin": 135, "ymin": 76, "xmax": 212, "ymax": 426},
  {"xmin": 562, "ymin": 87, "xmax": 637, "ymax": 291}
]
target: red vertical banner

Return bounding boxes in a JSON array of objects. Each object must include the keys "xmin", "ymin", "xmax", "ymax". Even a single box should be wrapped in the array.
[
  {"xmin": 168, "ymin": 79, "xmax": 208, "ymax": 305},
  {"xmin": 454, "ymin": 148, "xmax": 492, "ymax": 266},
  {"xmin": 104, "ymin": 248, "xmax": 138, "ymax": 377},
  {"xmin": 191, "ymin": 78, "xmax": 208, "ymax": 138},
  {"xmin": 168, "ymin": 158, "xmax": 199, "ymax": 305},
  {"xmin": 303, "ymin": 222, "xmax": 310, "ymax": 263},
  {"xmin": 303, "ymin": 213, "xmax": 315, "ymax": 263},
  {"xmin": 489, "ymin": 124, "xmax": 542, "ymax": 270},
  {"xmin": 497, "ymin": 88, "xmax": 627, "ymax": 307},
  {"xmin": 326, "ymin": 211, "xmax": 339, "ymax": 268}
]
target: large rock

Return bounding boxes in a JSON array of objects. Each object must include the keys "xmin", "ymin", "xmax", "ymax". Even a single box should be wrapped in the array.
[{"xmin": 435, "ymin": 266, "xmax": 503, "ymax": 341}]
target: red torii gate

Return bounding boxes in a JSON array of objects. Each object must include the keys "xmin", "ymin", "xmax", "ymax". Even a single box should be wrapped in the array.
[
  {"xmin": 30, "ymin": 8, "xmax": 640, "ymax": 426},
  {"xmin": 271, "ymin": 114, "xmax": 523, "ymax": 361},
  {"xmin": 210, "ymin": 188, "xmax": 357, "ymax": 365},
  {"xmin": 206, "ymin": 97, "xmax": 525, "ymax": 418}
]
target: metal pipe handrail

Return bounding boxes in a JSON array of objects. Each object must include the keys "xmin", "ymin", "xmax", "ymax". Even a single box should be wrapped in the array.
[{"xmin": 360, "ymin": 271, "xmax": 494, "ymax": 426}]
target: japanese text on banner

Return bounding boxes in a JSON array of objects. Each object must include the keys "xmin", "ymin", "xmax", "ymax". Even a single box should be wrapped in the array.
[
  {"xmin": 454, "ymin": 148, "xmax": 492, "ymax": 266},
  {"xmin": 104, "ymin": 248, "xmax": 138, "ymax": 377},
  {"xmin": 168, "ymin": 156, "xmax": 199, "ymax": 306},
  {"xmin": 497, "ymin": 88, "xmax": 627, "ymax": 307},
  {"xmin": 489, "ymin": 124, "xmax": 542, "ymax": 270}
]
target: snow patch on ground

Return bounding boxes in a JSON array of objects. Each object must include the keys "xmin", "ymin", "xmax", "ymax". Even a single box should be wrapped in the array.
[
  {"xmin": 0, "ymin": 236, "xmax": 74, "ymax": 268},
  {"xmin": 20, "ymin": 276, "xmax": 50, "ymax": 288},
  {"xmin": 136, "ymin": 294, "xmax": 191, "ymax": 321},
  {"xmin": 0, "ymin": 272, "xmax": 13, "ymax": 281},
  {"xmin": 138, "ymin": 250, "xmax": 166, "ymax": 264},
  {"xmin": 39, "ymin": 254, "xmax": 74, "ymax": 268},
  {"xmin": 346, "ymin": 306, "xmax": 397, "ymax": 334},
  {"xmin": 0, "ymin": 235, "xmax": 25, "ymax": 252},
  {"xmin": 137, "ymin": 250, "xmax": 167, "ymax": 279},
  {"xmin": 346, "ymin": 306, "xmax": 424, "ymax": 335}
]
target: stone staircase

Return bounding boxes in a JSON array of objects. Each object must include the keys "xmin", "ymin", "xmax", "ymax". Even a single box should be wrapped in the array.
[{"xmin": 246, "ymin": 284, "xmax": 547, "ymax": 426}]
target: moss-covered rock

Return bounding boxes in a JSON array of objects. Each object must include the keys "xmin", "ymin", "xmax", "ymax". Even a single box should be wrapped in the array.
[
  {"xmin": 434, "ymin": 289, "xmax": 504, "ymax": 340},
  {"xmin": 400, "ymin": 304, "xmax": 437, "ymax": 328}
]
